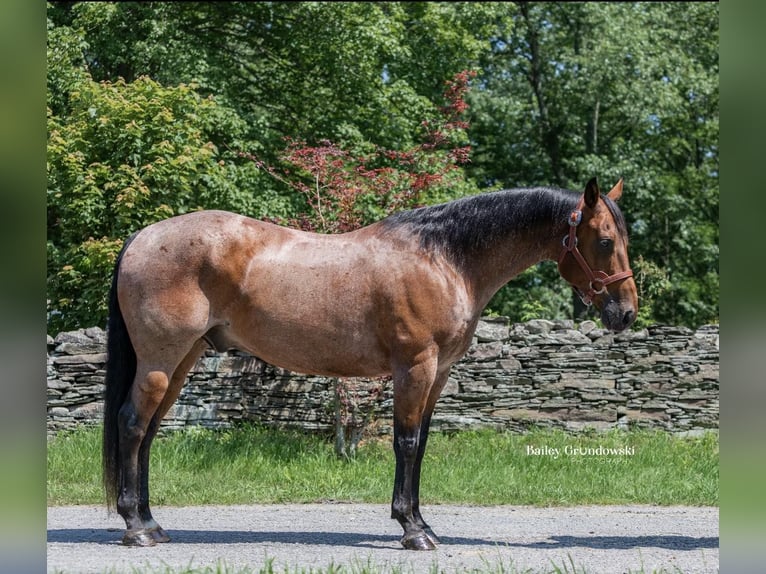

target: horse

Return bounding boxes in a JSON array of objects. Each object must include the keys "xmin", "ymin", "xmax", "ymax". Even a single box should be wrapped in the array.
[{"xmin": 102, "ymin": 177, "xmax": 637, "ymax": 550}]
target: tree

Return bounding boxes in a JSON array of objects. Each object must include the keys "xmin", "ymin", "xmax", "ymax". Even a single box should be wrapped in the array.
[
  {"xmin": 46, "ymin": 3, "xmax": 503, "ymax": 333},
  {"xmin": 48, "ymin": 2, "xmax": 503, "ymax": 153},
  {"xmin": 47, "ymin": 2, "xmax": 717, "ymax": 328},
  {"xmin": 46, "ymin": 66, "xmax": 289, "ymax": 331},
  {"xmin": 469, "ymin": 2, "xmax": 718, "ymax": 327}
]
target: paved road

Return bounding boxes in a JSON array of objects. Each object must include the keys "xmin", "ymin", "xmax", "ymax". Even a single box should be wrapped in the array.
[{"xmin": 47, "ymin": 504, "xmax": 718, "ymax": 573}]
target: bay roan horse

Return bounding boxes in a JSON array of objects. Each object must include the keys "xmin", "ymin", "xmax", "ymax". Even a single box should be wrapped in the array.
[{"xmin": 103, "ymin": 177, "xmax": 637, "ymax": 550}]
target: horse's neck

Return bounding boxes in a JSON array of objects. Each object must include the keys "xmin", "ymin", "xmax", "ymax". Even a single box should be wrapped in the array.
[{"xmin": 462, "ymin": 214, "xmax": 566, "ymax": 312}]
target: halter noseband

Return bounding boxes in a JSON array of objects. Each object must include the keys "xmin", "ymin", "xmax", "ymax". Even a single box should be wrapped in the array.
[{"xmin": 557, "ymin": 196, "xmax": 633, "ymax": 306}]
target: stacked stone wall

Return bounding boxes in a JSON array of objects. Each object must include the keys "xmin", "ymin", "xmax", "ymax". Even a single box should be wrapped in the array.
[{"xmin": 47, "ymin": 318, "xmax": 719, "ymax": 436}]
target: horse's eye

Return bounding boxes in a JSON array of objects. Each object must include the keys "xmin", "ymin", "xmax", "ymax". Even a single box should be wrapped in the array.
[{"xmin": 598, "ymin": 238, "xmax": 613, "ymax": 252}]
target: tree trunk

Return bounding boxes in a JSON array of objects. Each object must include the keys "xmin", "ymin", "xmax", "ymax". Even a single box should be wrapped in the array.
[
  {"xmin": 586, "ymin": 99, "xmax": 600, "ymax": 156},
  {"xmin": 333, "ymin": 379, "xmax": 348, "ymax": 458},
  {"xmin": 519, "ymin": 2, "xmax": 564, "ymax": 186},
  {"xmin": 333, "ymin": 378, "xmax": 367, "ymax": 459}
]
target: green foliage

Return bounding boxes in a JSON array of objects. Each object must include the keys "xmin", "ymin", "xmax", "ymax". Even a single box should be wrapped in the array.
[
  {"xmin": 485, "ymin": 263, "xmax": 573, "ymax": 322},
  {"xmin": 48, "ymin": 2, "xmax": 502, "ymax": 152},
  {"xmin": 46, "ymin": 11, "xmax": 89, "ymax": 115},
  {"xmin": 46, "ymin": 72, "xmax": 289, "ymax": 331},
  {"xmin": 468, "ymin": 2, "xmax": 718, "ymax": 327},
  {"xmin": 46, "ymin": 2, "xmax": 718, "ymax": 330},
  {"xmin": 631, "ymin": 255, "xmax": 672, "ymax": 328}
]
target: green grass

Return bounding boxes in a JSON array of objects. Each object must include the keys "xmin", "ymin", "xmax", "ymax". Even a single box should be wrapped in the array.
[
  {"xmin": 53, "ymin": 555, "xmax": 691, "ymax": 574},
  {"xmin": 47, "ymin": 425, "xmax": 718, "ymax": 507}
]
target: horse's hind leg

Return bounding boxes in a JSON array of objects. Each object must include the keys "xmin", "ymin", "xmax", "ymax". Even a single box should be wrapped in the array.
[
  {"xmin": 135, "ymin": 416, "xmax": 167, "ymax": 543},
  {"xmin": 117, "ymin": 365, "xmax": 171, "ymax": 546},
  {"xmin": 136, "ymin": 340, "xmax": 208, "ymax": 543}
]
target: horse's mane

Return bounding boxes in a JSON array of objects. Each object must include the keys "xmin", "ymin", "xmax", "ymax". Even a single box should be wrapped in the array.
[
  {"xmin": 379, "ymin": 186, "xmax": 627, "ymax": 265},
  {"xmin": 601, "ymin": 194, "xmax": 628, "ymax": 239}
]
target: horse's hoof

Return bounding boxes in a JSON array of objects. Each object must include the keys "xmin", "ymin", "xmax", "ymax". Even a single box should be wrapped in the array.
[
  {"xmin": 122, "ymin": 529, "xmax": 158, "ymax": 547},
  {"xmin": 400, "ymin": 531, "xmax": 437, "ymax": 551},
  {"xmin": 149, "ymin": 526, "xmax": 171, "ymax": 543},
  {"xmin": 424, "ymin": 527, "xmax": 441, "ymax": 546}
]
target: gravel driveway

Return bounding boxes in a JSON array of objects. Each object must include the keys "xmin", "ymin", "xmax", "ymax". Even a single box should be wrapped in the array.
[{"xmin": 47, "ymin": 503, "xmax": 718, "ymax": 573}]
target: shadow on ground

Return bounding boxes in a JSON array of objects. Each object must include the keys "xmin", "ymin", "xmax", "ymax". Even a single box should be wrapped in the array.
[{"xmin": 47, "ymin": 528, "xmax": 719, "ymax": 551}]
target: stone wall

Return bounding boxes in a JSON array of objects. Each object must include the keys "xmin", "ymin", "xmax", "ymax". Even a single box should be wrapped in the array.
[{"xmin": 47, "ymin": 318, "xmax": 719, "ymax": 436}]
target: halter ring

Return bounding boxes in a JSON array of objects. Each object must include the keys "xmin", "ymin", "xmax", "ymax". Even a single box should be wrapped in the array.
[
  {"xmin": 577, "ymin": 289, "xmax": 594, "ymax": 307},
  {"xmin": 589, "ymin": 281, "xmax": 607, "ymax": 295},
  {"xmin": 562, "ymin": 235, "xmax": 577, "ymax": 248}
]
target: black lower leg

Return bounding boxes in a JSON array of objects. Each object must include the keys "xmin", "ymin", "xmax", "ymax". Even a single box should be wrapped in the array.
[
  {"xmin": 411, "ymin": 415, "xmax": 440, "ymax": 545},
  {"xmin": 391, "ymin": 423, "xmax": 435, "ymax": 550},
  {"xmin": 137, "ymin": 417, "xmax": 170, "ymax": 542},
  {"xmin": 117, "ymin": 401, "xmax": 157, "ymax": 546}
]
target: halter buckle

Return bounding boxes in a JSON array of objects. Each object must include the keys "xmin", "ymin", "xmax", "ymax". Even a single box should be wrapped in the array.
[{"xmin": 568, "ymin": 210, "xmax": 582, "ymax": 227}]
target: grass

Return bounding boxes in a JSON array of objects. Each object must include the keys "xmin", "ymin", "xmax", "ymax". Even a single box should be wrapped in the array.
[
  {"xmin": 47, "ymin": 424, "xmax": 717, "ymax": 507},
  {"xmin": 53, "ymin": 555, "xmax": 692, "ymax": 574}
]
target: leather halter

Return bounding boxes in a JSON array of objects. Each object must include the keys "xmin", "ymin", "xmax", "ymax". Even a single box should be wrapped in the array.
[{"xmin": 557, "ymin": 196, "xmax": 633, "ymax": 306}]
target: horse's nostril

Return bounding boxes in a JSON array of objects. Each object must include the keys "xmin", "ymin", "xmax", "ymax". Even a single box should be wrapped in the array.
[{"xmin": 623, "ymin": 309, "xmax": 636, "ymax": 325}]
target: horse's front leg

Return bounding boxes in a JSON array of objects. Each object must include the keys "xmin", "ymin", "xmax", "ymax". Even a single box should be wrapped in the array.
[
  {"xmin": 390, "ymin": 354, "xmax": 440, "ymax": 550},
  {"xmin": 392, "ymin": 421, "xmax": 435, "ymax": 550},
  {"xmin": 410, "ymin": 415, "xmax": 443, "ymax": 547},
  {"xmin": 410, "ymin": 370, "xmax": 450, "ymax": 546}
]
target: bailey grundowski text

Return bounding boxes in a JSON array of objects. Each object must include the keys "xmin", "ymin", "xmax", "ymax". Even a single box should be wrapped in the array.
[{"xmin": 525, "ymin": 445, "xmax": 636, "ymax": 459}]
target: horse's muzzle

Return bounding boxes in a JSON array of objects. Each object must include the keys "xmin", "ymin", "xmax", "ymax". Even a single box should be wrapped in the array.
[{"xmin": 600, "ymin": 297, "xmax": 636, "ymax": 332}]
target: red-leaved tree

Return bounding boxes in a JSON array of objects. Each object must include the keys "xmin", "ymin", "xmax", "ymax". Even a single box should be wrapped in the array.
[{"xmin": 244, "ymin": 69, "xmax": 476, "ymax": 233}]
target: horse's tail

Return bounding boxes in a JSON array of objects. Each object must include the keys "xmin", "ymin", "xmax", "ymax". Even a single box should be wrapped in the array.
[{"xmin": 102, "ymin": 232, "xmax": 139, "ymax": 511}]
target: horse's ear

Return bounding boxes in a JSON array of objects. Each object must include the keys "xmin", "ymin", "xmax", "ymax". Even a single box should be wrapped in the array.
[
  {"xmin": 606, "ymin": 178, "xmax": 624, "ymax": 202},
  {"xmin": 584, "ymin": 177, "xmax": 600, "ymax": 209}
]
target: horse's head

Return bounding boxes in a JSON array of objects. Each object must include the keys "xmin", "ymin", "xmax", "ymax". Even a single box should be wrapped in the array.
[{"xmin": 557, "ymin": 178, "xmax": 638, "ymax": 332}]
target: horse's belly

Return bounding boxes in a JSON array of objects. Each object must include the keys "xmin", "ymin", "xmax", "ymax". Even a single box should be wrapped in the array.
[
  {"xmin": 236, "ymin": 330, "xmax": 390, "ymax": 378},
  {"xmin": 224, "ymin": 302, "xmax": 391, "ymax": 378}
]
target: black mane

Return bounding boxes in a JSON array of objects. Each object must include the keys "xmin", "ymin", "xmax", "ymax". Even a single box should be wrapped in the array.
[
  {"xmin": 379, "ymin": 187, "xmax": 581, "ymax": 264},
  {"xmin": 601, "ymin": 193, "xmax": 628, "ymax": 239},
  {"xmin": 379, "ymin": 186, "xmax": 629, "ymax": 266}
]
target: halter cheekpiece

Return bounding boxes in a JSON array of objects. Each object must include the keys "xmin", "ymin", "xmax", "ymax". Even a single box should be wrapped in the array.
[{"xmin": 557, "ymin": 196, "xmax": 633, "ymax": 306}]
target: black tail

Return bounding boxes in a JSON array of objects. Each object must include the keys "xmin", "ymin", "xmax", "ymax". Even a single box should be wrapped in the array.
[{"xmin": 102, "ymin": 232, "xmax": 139, "ymax": 511}]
